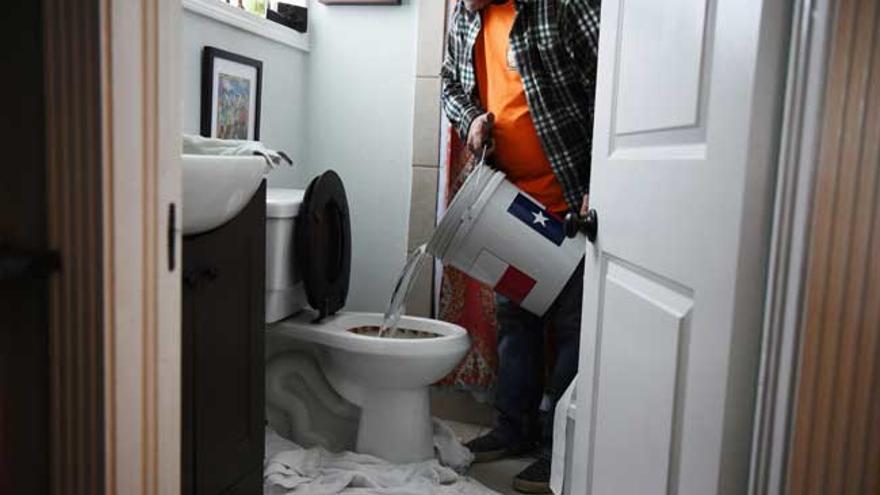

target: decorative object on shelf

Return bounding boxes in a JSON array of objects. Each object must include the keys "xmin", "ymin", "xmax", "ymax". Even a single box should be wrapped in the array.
[
  {"xmin": 319, "ymin": 0, "xmax": 400, "ymax": 4},
  {"xmin": 268, "ymin": 2, "xmax": 307, "ymax": 33},
  {"xmin": 243, "ymin": 0, "xmax": 268, "ymax": 17},
  {"xmin": 201, "ymin": 47, "xmax": 263, "ymax": 141},
  {"xmin": 183, "ymin": 0, "xmax": 309, "ymax": 51}
]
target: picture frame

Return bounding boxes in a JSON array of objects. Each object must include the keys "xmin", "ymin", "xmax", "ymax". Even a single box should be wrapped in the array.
[{"xmin": 201, "ymin": 47, "xmax": 263, "ymax": 141}]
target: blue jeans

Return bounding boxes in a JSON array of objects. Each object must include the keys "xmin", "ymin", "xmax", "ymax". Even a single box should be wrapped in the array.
[{"xmin": 493, "ymin": 260, "xmax": 584, "ymax": 455}]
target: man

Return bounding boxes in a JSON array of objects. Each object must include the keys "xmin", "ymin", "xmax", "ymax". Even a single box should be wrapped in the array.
[{"xmin": 441, "ymin": 0, "xmax": 599, "ymax": 492}]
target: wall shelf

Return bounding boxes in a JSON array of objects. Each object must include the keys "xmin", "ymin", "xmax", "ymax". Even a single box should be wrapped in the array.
[{"xmin": 183, "ymin": 0, "xmax": 309, "ymax": 52}]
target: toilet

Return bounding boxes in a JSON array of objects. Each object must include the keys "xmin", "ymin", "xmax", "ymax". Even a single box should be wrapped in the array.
[{"xmin": 264, "ymin": 170, "xmax": 470, "ymax": 463}]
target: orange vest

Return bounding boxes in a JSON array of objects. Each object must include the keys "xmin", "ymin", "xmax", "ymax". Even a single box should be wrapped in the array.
[{"xmin": 475, "ymin": 2, "xmax": 568, "ymax": 213}]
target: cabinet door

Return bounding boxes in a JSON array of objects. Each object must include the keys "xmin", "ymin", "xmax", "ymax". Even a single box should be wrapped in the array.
[
  {"xmin": 0, "ymin": 3, "xmax": 50, "ymax": 492},
  {"xmin": 183, "ymin": 183, "xmax": 266, "ymax": 495}
]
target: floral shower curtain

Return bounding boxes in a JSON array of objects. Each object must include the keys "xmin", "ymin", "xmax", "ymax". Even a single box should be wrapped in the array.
[{"xmin": 437, "ymin": 125, "xmax": 500, "ymax": 392}]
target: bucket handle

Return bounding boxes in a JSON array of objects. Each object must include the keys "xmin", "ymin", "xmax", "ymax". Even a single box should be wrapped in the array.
[{"xmin": 453, "ymin": 143, "xmax": 493, "ymax": 190}]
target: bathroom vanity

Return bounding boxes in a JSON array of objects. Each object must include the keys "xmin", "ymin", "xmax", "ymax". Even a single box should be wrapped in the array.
[{"xmin": 182, "ymin": 181, "xmax": 266, "ymax": 494}]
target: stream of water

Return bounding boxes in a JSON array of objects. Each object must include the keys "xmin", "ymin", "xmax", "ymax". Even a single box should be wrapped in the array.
[{"xmin": 378, "ymin": 243, "xmax": 431, "ymax": 338}]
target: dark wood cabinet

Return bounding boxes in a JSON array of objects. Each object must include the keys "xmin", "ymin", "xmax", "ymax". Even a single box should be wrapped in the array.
[{"xmin": 183, "ymin": 182, "xmax": 266, "ymax": 495}]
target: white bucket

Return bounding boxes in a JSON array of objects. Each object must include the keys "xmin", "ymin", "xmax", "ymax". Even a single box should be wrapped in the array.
[{"xmin": 427, "ymin": 165, "xmax": 586, "ymax": 316}]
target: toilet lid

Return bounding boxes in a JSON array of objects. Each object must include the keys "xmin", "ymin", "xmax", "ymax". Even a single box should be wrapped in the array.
[{"xmin": 296, "ymin": 170, "xmax": 351, "ymax": 320}]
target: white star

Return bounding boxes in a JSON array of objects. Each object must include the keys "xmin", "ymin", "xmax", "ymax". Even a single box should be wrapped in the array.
[{"xmin": 532, "ymin": 210, "xmax": 548, "ymax": 227}]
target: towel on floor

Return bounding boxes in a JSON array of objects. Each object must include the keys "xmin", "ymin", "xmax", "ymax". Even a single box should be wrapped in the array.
[
  {"xmin": 264, "ymin": 428, "xmax": 496, "ymax": 495},
  {"xmin": 550, "ymin": 376, "xmax": 577, "ymax": 494},
  {"xmin": 432, "ymin": 418, "xmax": 474, "ymax": 473},
  {"xmin": 182, "ymin": 134, "xmax": 293, "ymax": 170}
]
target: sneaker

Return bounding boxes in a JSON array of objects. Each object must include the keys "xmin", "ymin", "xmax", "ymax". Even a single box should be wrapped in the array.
[
  {"xmin": 465, "ymin": 431, "xmax": 533, "ymax": 463},
  {"xmin": 512, "ymin": 457, "xmax": 551, "ymax": 494}
]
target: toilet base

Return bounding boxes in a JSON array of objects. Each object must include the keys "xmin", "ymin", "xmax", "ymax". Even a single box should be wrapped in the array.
[{"xmin": 356, "ymin": 387, "xmax": 433, "ymax": 463}]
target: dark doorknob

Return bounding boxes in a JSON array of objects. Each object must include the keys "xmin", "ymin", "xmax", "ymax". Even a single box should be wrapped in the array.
[{"xmin": 564, "ymin": 209, "xmax": 599, "ymax": 243}]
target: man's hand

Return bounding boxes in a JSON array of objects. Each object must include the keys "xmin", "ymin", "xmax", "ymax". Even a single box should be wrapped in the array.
[
  {"xmin": 463, "ymin": 0, "xmax": 496, "ymax": 12},
  {"xmin": 580, "ymin": 194, "xmax": 589, "ymax": 216},
  {"xmin": 467, "ymin": 112, "xmax": 495, "ymax": 154}
]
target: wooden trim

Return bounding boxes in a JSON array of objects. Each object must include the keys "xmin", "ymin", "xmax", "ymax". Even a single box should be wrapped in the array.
[
  {"xmin": 748, "ymin": 0, "xmax": 833, "ymax": 493},
  {"xmin": 102, "ymin": 0, "xmax": 182, "ymax": 492},
  {"xmin": 42, "ymin": 0, "xmax": 105, "ymax": 493},
  {"xmin": 788, "ymin": 0, "xmax": 880, "ymax": 492}
]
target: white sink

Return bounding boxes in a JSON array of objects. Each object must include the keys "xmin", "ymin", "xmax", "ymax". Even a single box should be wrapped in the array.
[{"xmin": 182, "ymin": 154, "xmax": 267, "ymax": 235}]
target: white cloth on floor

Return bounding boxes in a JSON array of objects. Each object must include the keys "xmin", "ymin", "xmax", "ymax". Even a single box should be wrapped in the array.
[
  {"xmin": 182, "ymin": 134, "xmax": 292, "ymax": 170},
  {"xmin": 265, "ymin": 428, "xmax": 496, "ymax": 495},
  {"xmin": 432, "ymin": 418, "xmax": 474, "ymax": 473},
  {"xmin": 551, "ymin": 376, "xmax": 577, "ymax": 495}
]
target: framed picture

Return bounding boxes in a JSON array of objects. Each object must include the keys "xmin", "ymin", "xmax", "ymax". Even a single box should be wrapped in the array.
[
  {"xmin": 319, "ymin": 0, "xmax": 401, "ymax": 4},
  {"xmin": 201, "ymin": 47, "xmax": 263, "ymax": 141}
]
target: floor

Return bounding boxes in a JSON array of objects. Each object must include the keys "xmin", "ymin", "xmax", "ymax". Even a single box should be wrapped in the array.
[{"xmin": 446, "ymin": 420, "xmax": 536, "ymax": 495}]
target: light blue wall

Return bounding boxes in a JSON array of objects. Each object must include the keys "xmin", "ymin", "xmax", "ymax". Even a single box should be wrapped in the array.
[
  {"xmin": 304, "ymin": 1, "xmax": 417, "ymax": 312},
  {"xmin": 183, "ymin": 1, "xmax": 418, "ymax": 313},
  {"xmin": 181, "ymin": 9, "xmax": 310, "ymax": 189}
]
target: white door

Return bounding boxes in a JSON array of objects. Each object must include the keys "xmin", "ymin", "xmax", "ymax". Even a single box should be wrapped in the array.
[{"xmin": 570, "ymin": 0, "xmax": 790, "ymax": 494}]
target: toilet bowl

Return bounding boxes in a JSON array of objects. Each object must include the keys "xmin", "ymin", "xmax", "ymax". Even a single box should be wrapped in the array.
[
  {"xmin": 264, "ymin": 171, "xmax": 471, "ymax": 463},
  {"xmin": 267, "ymin": 312, "xmax": 469, "ymax": 462}
]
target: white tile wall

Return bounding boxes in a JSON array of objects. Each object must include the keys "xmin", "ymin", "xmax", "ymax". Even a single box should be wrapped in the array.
[
  {"xmin": 406, "ymin": 166, "xmax": 439, "ymax": 317},
  {"xmin": 412, "ymin": 77, "xmax": 442, "ymax": 167},
  {"xmin": 408, "ymin": 166, "xmax": 440, "ymax": 249},
  {"xmin": 407, "ymin": 0, "xmax": 448, "ymax": 317},
  {"xmin": 416, "ymin": 0, "xmax": 447, "ymax": 77}
]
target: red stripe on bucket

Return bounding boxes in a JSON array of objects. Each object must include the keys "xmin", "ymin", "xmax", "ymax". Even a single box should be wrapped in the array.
[{"xmin": 494, "ymin": 265, "xmax": 537, "ymax": 305}]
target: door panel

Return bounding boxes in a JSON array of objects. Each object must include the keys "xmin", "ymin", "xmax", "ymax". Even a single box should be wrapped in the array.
[
  {"xmin": 611, "ymin": 0, "xmax": 716, "ymax": 157},
  {"xmin": 615, "ymin": 0, "xmax": 710, "ymax": 135},
  {"xmin": 572, "ymin": 0, "xmax": 790, "ymax": 492},
  {"xmin": 590, "ymin": 260, "xmax": 693, "ymax": 495}
]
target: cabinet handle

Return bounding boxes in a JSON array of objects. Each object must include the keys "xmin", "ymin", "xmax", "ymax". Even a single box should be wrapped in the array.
[
  {"xmin": 0, "ymin": 248, "xmax": 60, "ymax": 283},
  {"xmin": 182, "ymin": 267, "xmax": 219, "ymax": 288},
  {"xmin": 183, "ymin": 269, "xmax": 200, "ymax": 287}
]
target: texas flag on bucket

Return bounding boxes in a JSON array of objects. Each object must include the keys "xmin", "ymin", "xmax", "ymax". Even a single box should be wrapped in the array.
[
  {"xmin": 506, "ymin": 193, "xmax": 565, "ymax": 246},
  {"xmin": 471, "ymin": 249, "xmax": 537, "ymax": 306},
  {"xmin": 495, "ymin": 263, "xmax": 537, "ymax": 305}
]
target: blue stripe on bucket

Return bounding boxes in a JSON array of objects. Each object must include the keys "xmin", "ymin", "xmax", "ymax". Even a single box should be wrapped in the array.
[{"xmin": 506, "ymin": 193, "xmax": 565, "ymax": 246}]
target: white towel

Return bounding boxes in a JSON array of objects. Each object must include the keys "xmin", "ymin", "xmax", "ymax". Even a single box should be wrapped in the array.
[
  {"xmin": 182, "ymin": 134, "xmax": 293, "ymax": 170},
  {"xmin": 264, "ymin": 428, "xmax": 496, "ymax": 495},
  {"xmin": 432, "ymin": 418, "xmax": 475, "ymax": 473},
  {"xmin": 550, "ymin": 376, "xmax": 577, "ymax": 495}
]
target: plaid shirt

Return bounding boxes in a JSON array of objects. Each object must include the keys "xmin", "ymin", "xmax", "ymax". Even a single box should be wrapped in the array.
[{"xmin": 441, "ymin": 0, "xmax": 600, "ymax": 210}]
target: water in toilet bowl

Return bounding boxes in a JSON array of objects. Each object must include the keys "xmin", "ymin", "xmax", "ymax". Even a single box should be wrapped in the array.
[
  {"xmin": 350, "ymin": 326, "xmax": 439, "ymax": 339},
  {"xmin": 379, "ymin": 243, "xmax": 431, "ymax": 338}
]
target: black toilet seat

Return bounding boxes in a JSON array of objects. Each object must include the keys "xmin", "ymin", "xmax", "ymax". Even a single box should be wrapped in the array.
[{"xmin": 295, "ymin": 170, "xmax": 351, "ymax": 321}]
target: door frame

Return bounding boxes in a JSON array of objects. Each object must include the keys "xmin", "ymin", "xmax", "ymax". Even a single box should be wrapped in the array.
[
  {"xmin": 93, "ymin": 0, "xmax": 837, "ymax": 492},
  {"xmin": 101, "ymin": 0, "xmax": 182, "ymax": 492},
  {"xmin": 747, "ymin": 0, "xmax": 833, "ymax": 493}
]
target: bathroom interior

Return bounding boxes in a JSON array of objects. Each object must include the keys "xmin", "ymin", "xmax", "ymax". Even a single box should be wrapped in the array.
[
  {"xmin": 9, "ymin": 0, "xmax": 880, "ymax": 493},
  {"xmin": 180, "ymin": 1, "xmax": 539, "ymax": 493}
]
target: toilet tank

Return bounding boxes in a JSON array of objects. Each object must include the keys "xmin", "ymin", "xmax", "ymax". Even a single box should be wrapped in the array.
[{"xmin": 266, "ymin": 188, "xmax": 307, "ymax": 323}]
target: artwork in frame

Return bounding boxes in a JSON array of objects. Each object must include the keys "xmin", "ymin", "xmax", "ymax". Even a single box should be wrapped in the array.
[
  {"xmin": 319, "ymin": 0, "xmax": 401, "ymax": 4},
  {"xmin": 201, "ymin": 47, "xmax": 263, "ymax": 141}
]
